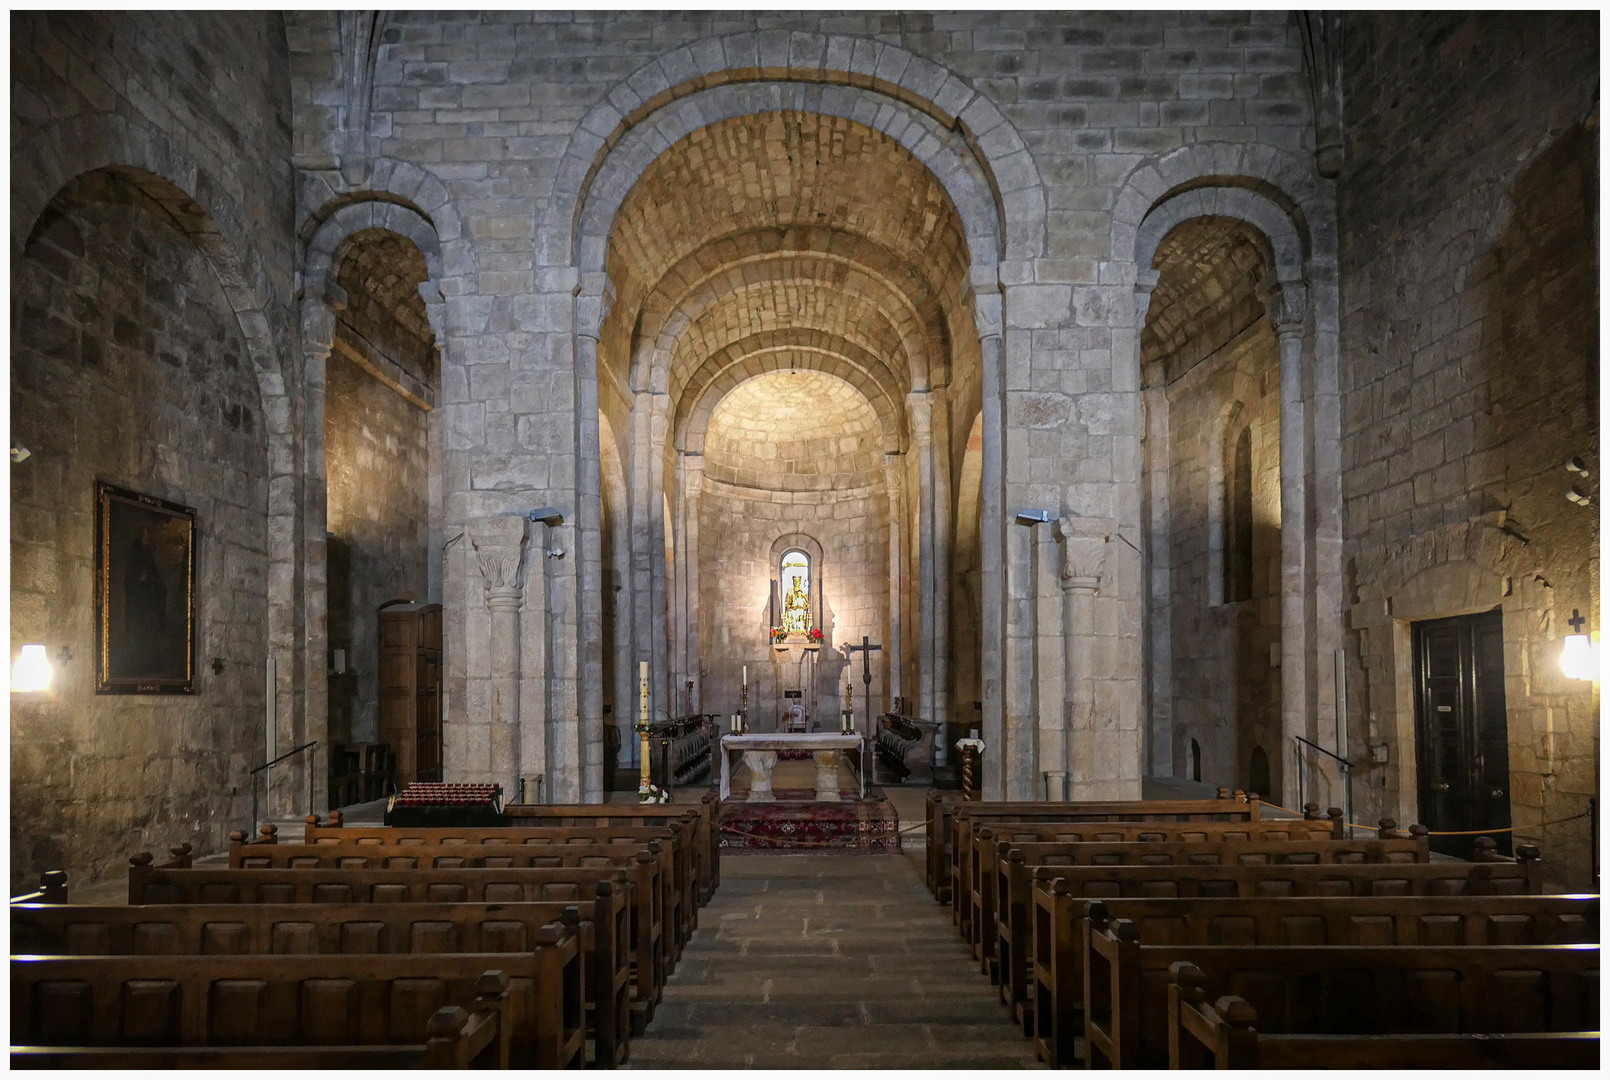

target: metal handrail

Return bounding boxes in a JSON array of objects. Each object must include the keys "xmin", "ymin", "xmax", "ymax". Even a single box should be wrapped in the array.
[
  {"xmin": 1293, "ymin": 734, "xmax": 1353, "ymax": 833},
  {"xmin": 252, "ymin": 740, "xmax": 317, "ymax": 837}
]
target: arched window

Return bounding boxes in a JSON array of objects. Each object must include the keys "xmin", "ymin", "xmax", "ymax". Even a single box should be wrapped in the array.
[
  {"xmin": 1188, "ymin": 738, "xmax": 1202, "ymax": 783},
  {"xmin": 1223, "ymin": 425, "xmax": 1253, "ymax": 602},
  {"xmin": 1249, "ymin": 745, "xmax": 1270, "ymax": 801},
  {"xmin": 780, "ymin": 549, "xmax": 812, "ymax": 635}
]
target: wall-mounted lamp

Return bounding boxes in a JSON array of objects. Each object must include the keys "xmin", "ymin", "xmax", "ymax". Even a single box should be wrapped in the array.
[
  {"xmin": 1013, "ymin": 509, "xmax": 1053, "ymax": 526},
  {"xmin": 1560, "ymin": 609, "xmax": 1599, "ymax": 682},
  {"xmin": 11, "ymin": 442, "xmax": 31, "ymax": 464},
  {"xmin": 516, "ymin": 507, "xmax": 564, "ymax": 526},
  {"xmin": 10, "ymin": 645, "xmax": 52, "ymax": 692}
]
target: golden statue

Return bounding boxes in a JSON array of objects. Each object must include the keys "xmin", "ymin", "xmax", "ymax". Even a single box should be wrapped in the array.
[{"xmin": 782, "ymin": 573, "xmax": 811, "ymax": 635}]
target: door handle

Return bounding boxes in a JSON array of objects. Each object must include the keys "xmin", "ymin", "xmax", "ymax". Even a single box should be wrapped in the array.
[
  {"xmin": 1490, "ymin": 788, "xmax": 1506, "ymax": 798},
  {"xmin": 1433, "ymin": 781, "xmax": 1450, "ymax": 792}
]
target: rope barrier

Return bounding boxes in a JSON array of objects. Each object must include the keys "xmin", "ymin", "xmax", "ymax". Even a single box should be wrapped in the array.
[{"xmin": 1259, "ymin": 800, "xmax": 1591, "ymax": 837}]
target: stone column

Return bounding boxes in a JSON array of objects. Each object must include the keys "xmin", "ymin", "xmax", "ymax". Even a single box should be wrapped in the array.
[
  {"xmin": 576, "ymin": 276, "xmax": 613, "ymax": 802},
  {"xmin": 295, "ymin": 297, "xmax": 336, "ymax": 820},
  {"xmin": 1135, "ymin": 270, "xmax": 1173, "ymax": 778},
  {"xmin": 629, "ymin": 390, "xmax": 670, "ymax": 727},
  {"xmin": 883, "ymin": 452, "xmax": 904, "ymax": 703},
  {"xmin": 907, "ymin": 392, "xmax": 936, "ymax": 722},
  {"xmin": 470, "ymin": 516, "xmax": 528, "ymax": 797},
  {"xmin": 681, "ymin": 453, "xmax": 704, "ymax": 719},
  {"xmin": 1032, "ymin": 519, "xmax": 1066, "ymax": 799},
  {"xmin": 1260, "ymin": 274, "xmax": 1310, "ymax": 803},
  {"xmin": 520, "ymin": 520, "xmax": 550, "ymax": 800},
  {"xmin": 930, "ymin": 390, "xmax": 953, "ymax": 738},
  {"xmin": 1056, "ymin": 516, "xmax": 1110, "ymax": 799},
  {"xmin": 975, "ymin": 282, "xmax": 1007, "ymax": 801},
  {"xmin": 1307, "ymin": 256, "xmax": 1346, "ymax": 760}
]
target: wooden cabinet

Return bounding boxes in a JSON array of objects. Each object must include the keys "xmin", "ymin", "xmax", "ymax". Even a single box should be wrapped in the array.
[{"xmin": 378, "ymin": 603, "xmax": 442, "ymax": 786}]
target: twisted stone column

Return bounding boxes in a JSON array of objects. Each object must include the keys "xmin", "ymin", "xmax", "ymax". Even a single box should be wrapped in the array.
[{"xmin": 470, "ymin": 516, "xmax": 528, "ymax": 796}]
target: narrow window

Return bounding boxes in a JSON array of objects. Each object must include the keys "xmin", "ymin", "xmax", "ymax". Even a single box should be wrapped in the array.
[
  {"xmin": 1188, "ymin": 738, "xmax": 1202, "ymax": 783},
  {"xmin": 1224, "ymin": 425, "xmax": 1253, "ymax": 602}
]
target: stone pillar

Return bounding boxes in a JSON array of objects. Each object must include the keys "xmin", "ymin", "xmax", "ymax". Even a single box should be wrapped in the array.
[
  {"xmin": 883, "ymin": 452, "xmax": 904, "ymax": 703},
  {"xmin": 680, "ymin": 452, "xmax": 704, "ymax": 718},
  {"xmin": 930, "ymin": 390, "xmax": 953, "ymax": 737},
  {"xmin": 1032, "ymin": 519, "xmax": 1065, "ymax": 799},
  {"xmin": 519, "ymin": 520, "xmax": 550, "ymax": 800},
  {"xmin": 1307, "ymin": 257, "xmax": 1346, "ymax": 760},
  {"xmin": 1056, "ymin": 516, "xmax": 1111, "ymax": 799},
  {"xmin": 975, "ymin": 283, "xmax": 1006, "ymax": 801},
  {"xmin": 470, "ymin": 516, "xmax": 528, "ymax": 797},
  {"xmin": 628, "ymin": 389, "xmax": 667, "ymax": 728},
  {"xmin": 1261, "ymin": 274, "xmax": 1310, "ymax": 803},
  {"xmin": 1135, "ymin": 270, "xmax": 1173, "ymax": 778},
  {"xmin": 576, "ymin": 276, "xmax": 612, "ymax": 802},
  {"xmin": 295, "ymin": 298, "xmax": 336, "ymax": 820},
  {"xmin": 907, "ymin": 391, "xmax": 936, "ymax": 722}
]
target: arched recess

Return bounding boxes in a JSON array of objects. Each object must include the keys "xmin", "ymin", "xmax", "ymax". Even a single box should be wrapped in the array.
[
  {"xmin": 12, "ymin": 109, "xmax": 305, "ymax": 813},
  {"xmin": 1121, "ymin": 150, "xmax": 1340, "ymax": 806},
  {"xmin": 299, "ymin": 196, "xmax": 448, "ymax": 801},
  {"xmin": 565, "ymin": 60, "xmax": 1036, "ymax": 798}
]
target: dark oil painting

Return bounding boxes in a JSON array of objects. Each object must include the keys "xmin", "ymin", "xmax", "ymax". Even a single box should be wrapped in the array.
[{"xmin": 95, "ymin": 482, "xmax": 195, "ymax": 694}]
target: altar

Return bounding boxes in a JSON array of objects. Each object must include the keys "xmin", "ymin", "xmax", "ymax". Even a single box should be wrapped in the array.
[{"xmin": 719, "ymin": 732, "xmax": 865, "ymax": 802}]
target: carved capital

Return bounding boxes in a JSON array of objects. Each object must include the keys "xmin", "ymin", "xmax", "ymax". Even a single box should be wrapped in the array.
[
  {"xmin": 905, "ymin": 392, "xmax": 933, "ymax": 442},
  {"xmin": 575, "ymin": 273, "xmax": 617, "ymax": 340},
  {"xmin": 1257, "ymin": 274, "xmax": 1307, "ymax": 337},
  {"xmin": 469, "ymin": 516, "xmax": 529, "ymax": 604},
  {"xmin": 1055, "ymin": 516, "xmax": 1113, "ymax": 593},
  {"xmin": 1134, "ymin": 267, "xmax": 1162, "ymax": 326}
]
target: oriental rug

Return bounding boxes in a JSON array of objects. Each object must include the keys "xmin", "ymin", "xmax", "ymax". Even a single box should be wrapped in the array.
[{"xmin": 719, "ymin": 787, "xmax": 901, "ymax": 854}]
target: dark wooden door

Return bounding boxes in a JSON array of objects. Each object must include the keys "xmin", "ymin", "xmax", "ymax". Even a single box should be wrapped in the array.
[{"xmin": 1411, "ymin": 608, "xmax": 1512, "ymax": 858}]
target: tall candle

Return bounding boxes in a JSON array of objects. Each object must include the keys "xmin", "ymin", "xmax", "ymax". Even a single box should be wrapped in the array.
[
  {"xmin": 742, "ymin": 664, "xmax": 747, "ymax": 687},
  {"xmin": 639, "ymin": 661, "xmax": 649, "ymax": 723}
]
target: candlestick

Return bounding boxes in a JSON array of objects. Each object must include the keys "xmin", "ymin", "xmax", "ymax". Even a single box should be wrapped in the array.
[{"xmin": 638, "ymin": 661, "xmax": 651, "ymax": 796}]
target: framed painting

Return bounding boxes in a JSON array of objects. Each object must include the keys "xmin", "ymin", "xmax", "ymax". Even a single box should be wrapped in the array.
[{"xmin": 94, "ymin": 481, "xmax": 196, "ymax": 694}]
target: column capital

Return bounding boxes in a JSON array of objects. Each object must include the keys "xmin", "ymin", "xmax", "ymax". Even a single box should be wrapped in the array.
[
  {"xmin": 469, "ymin": 516, "xmax": 529, "ymax": 603},
  {"xmin": 905, "ymin": 391, "xmax": 934, "ymax": 441},
  {"xmin": 576, "ymin": 272, "xmax": 617, "ymax": 341},
  {"xmin": 1257, "ymin": 273, "xmax": 1307, "ymax": 337},
  {"xmin": 1054, "ymin": 515, "xmax": 1113, "ymax": 593}
]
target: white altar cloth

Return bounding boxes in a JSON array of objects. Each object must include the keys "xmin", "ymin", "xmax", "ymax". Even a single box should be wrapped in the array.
[{"xmin": 719, "ymin": 732, "xmax": 864, "ymax": 801}]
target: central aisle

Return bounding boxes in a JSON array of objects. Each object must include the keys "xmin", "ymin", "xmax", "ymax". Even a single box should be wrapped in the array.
[{"xmin": 625, "ymin": 849, "xmax": 1043, "ymax": 1069}]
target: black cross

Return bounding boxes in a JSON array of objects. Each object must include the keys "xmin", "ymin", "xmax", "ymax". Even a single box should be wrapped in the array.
[
  {"xmin": 845, "ymin": 636, "xmax": 882, "ymax": 740},
  {"xmin": 1569, "ymin": 609, "xmax": 1586, "ymax": 634}
]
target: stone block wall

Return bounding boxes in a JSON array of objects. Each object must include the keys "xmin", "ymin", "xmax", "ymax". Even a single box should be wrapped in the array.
[
  {"xmin": 323, "ymin": 347, "xmax": 431, "ymax": 744},
  {"xmin": 1163, "ymin": 323, "xmax": 1283, "ymax": 795},
  {"xmin": 11, "ymin": 178, "xmax": 268, "ymax": 892},
  {"xmin": 11, "ymin": 12, "xmax": 296, "ymax": 890},
  {"xmin": 1339, "ymin": 11, "xmax": 1599, "ymax": 884}
]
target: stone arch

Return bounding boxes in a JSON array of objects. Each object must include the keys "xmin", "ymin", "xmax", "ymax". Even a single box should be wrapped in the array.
[
  {"xmin": 12, "ymin": 112, "xmax": 303, "ymax": 794},
  {"xmin": 676, "ymin": 337, "xmax": 906, "ymax": 455},
  {"xmin": 1137, "ymin": 187, "xmax": 1306, "ymax": 289},
  {"xmin": 544, "ymin": 32, "xmax": 1048, "ymax": 270},
  {"xmin": 302, "ymin": 197, "xmax": 450, "ymax": 353}
]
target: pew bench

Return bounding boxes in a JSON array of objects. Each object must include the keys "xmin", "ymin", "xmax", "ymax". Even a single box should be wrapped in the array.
[
  {"xmin": 1169, "ymin": 968, "xmax": 1601, "ymax": 1070},
  {"xmin": 1084, "ymin": 913, "xmax": 1598, "ymax": 1069},
  {"xmin": 126, "ymin": 859, "xmax": 665, "ymax": 1034},
  {"xmin": 13, "ymin": 892, "xmax": 633, "ymax": 1068},
  {"xmin": 1030, "ymin": 891, "xmax": 1597, "ymax": 1067},
  {"xmin": 11, "ymin": 946, "xmax": 591, "ymax": 1069},
  {"xmin": 987, "ymin": 835, "xmax": 1434, "ymax": 1025},
  {"xmin": 942, "ymin": 794, "xmax": 1261, "ymax": 918}
]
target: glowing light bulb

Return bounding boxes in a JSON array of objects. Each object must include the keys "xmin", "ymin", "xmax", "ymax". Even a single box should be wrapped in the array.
[
  {"xmin": 10, "ymin": 645, "xmax": 52, "ymax": 692},
  {"xmin": 1560, "ymin": 634, "xmax": 1599, "ymax": 682}
]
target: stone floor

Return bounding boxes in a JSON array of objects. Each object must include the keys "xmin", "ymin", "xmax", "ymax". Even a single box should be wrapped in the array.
[{"xmin": 624, "ymin": 848, "xmax": 1042, "ymax": 1069}]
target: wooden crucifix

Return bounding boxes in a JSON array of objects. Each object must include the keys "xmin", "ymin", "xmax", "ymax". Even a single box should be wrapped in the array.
[{"xmin": 845, "ymin": 635, "xmax": 882, "ymax": 740}]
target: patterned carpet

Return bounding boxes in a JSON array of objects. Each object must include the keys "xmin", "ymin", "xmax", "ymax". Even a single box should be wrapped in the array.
[{"xmin": 720, "ymin": 788, "xmax": 902, "ymax": 854}]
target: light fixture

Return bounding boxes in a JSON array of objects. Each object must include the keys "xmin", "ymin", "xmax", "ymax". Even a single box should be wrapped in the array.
[
  {"xmin": 1014, "ymin": 509, "xmax": 1053, "ymax": 526},
  {"xmin": 1559, "ymin": 609, "xmax": 1599, "ymax": 682},
  {"xmin": 11, "ymin": 645, "xmax": 52, "ymax": 692}
]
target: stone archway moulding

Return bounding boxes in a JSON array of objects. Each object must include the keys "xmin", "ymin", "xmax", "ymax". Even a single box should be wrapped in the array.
[{"xmin": 541, "ymin": 31, "xmax": 1049, "ymax": 275}]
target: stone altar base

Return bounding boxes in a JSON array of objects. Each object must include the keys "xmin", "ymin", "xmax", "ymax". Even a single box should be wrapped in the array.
[{"xmin": 719, "ymin": 787, "xmax": 901, "ymax": 854}]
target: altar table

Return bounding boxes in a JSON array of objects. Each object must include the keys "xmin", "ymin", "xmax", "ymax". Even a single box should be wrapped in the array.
[{"xmin": 719, "ymin": 732, "xmax": 865, "ymax": 802}]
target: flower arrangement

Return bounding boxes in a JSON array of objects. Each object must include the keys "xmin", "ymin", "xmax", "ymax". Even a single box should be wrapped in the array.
[
  {"xmin": 807, "ymin": 627, "xmax": 823, "ymax": 642},
  {"xmin": 639, "ymin": 782, "xmax": 672, "ymax": 804},
  {"xmin": 771, "ymin": 626, "xmax": 788, "ymax": 643}
]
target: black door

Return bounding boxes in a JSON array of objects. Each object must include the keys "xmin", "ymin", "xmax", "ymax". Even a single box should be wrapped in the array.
[{"xmin": 1411, "ymin": 608, "xmax": 1512, "ymax": 858}]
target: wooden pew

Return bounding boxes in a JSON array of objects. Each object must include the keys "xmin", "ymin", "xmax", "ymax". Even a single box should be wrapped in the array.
[
  {"xmin": 294, "ymin": 820, "xmax": 700, "ymax": 948},
  {"xmin": 9, "ymin": 870, "xmax": 68, "ymax": 905},
  {"xmin": 13, "ymin": 891, "xmax": 633, "ymax": 1069},
  {"xmin": 11, "ymin": 942, "xmax": 593, "ymax": 1069},
  {"xmin": 1084, "ymin": 911, "xmax": 1598, "ymax": 1069},
  {"xmin": 127, "ymin": 857, "xmax": 665, "ymax": 1034},
  {"xmin": 500, "ymin": 793, "xmax": 722, "ymax": 904},
  {"xmin": 941, "ymin": 794, "xmax": 1262, "ymax": 919},
  {"xmin": 1169, "ymin": 964, "xmax": 1602, "ymax": 1069},
  {"xmin": 1031, "ymin": 890, "xmax": 1597, "ymax": 1067},
  {"xmin": 14, "ymin": 993, "xmax": 509, "ymax": 1069},
  {"xmin": 989, "ymin": 834, "xmax": 1432, "ymax": 1023},
  {"xmin": 964, "ymin": 816, "xmax": 1353, "ymax": 968}
]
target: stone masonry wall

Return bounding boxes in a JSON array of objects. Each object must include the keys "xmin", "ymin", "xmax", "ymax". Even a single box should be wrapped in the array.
[
  {"xmin": 11, "ymin": 12, "xmax": 296, "ymax": 890},
  {"xmin": 11, "ymin": 178, "xmax": 268, "ymax": 892},
  {"xmin": 1163, "ymin": 322, "xmax": 1282, "ymax": 797},
  {"xmin": 324, "ymin": 346, "xmax": 431, "ymax": 744},
  {"xmin": 1339, "ymin": 12, "xmax": 1598, "ymax": 885}
]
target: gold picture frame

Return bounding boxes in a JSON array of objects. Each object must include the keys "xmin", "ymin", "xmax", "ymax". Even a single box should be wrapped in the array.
[{"xmin": 94, "ymin": 481, "xmax": 196, "ymax": 694}]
